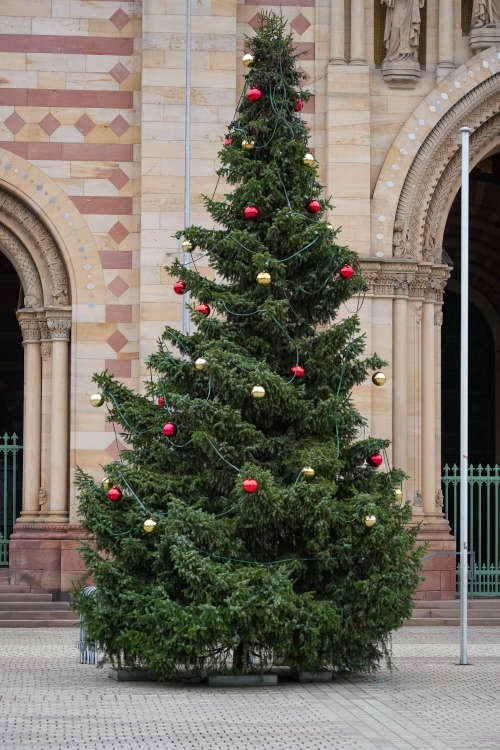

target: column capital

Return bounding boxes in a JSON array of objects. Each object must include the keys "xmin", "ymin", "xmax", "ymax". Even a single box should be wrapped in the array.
[
  {"xmin": 46, "ymin": 309, "xmax": 72, "ymax": 342},
  {"xmin": 17, "ymin": 310, "xmax": 40, "ymax": 344}
]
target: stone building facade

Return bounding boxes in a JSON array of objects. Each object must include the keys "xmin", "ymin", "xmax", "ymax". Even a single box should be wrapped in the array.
[{"xmin": 0, "ymin": 0, "xmax": 499, "ymax": 598}]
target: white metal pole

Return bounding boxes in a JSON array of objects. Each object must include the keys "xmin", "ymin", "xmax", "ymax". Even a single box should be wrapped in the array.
[
  {"xmin": 459, "ymin": 126, "xmax": 471, "ymax": 666},
  {"xmin": 182, "ymin": 0, "xmax": 191, "ymax": 336}
]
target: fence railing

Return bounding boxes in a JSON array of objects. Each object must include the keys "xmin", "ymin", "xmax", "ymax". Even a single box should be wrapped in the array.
[
  {"xmin": 442, "ymin": 464, "xmax": 500, "ymax": 597},
  {"xmin": 0, "ymin": 433, "xmax": 22, "ymax": 566}
]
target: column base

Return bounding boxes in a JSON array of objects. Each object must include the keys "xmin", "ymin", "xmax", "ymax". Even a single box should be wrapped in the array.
[
  {"xmin": 413, "ymin": 515, "xmax": 456, "ymax": 600},
  {"xmin": 436, "ymin": 62, "xmax": 454, "ymax": 80},
  {"xmin": 43, "ymin": 511, "xmax": 70, "ymax": 523},
  {"xmin": 18, "ymin": 510, "xmax": 41, "ymax": 522},
  {"xmin": 8, "ymin": 522, "xmax": 90, "ymax": 593}
]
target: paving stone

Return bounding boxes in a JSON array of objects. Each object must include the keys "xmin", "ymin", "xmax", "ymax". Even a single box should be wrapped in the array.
[{"xmin": 0, "ymin": 627, "xmax": 499, "ymax": 748}]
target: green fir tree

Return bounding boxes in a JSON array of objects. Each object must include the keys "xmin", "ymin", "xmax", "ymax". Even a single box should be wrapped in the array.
[{"xmin": 74, "ymin": 13, "xmax": 423, "ymax": 679}]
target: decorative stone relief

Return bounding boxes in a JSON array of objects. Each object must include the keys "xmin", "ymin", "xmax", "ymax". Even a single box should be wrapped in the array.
[
  {"xmin": 359, "ymin": 260, "xmax": 450, "ymax": 300},
  {"xmin": 393, "ymin": 74, "xmax": 500, "ymax": 262},
  {"xmin": 470, "ymin": 1, "xmax": 500, "ymax": 50},
  {"xmin": 0, "ymin": 225, "xmax": 43, "ymax": 308},
  {"xmin": 0, "ymin": 188, "xmax": 70, "ymax": 307},
  {"xmin": 17, "ymin": 311, "xmax": 40, "ymax": 344},
  {"xmin": 381, "ymin": 0, "xmax": 425, "ymax": 87},
  {"xmin": 47, "ymin": 313, "xmax": 72, "ymax": 342}
]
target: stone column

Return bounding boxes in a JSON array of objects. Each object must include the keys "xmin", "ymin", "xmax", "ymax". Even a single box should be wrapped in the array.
[
  {"xmin": 16, "ymin": 311, "xmax": 41, "ymax": 521},
  {"xmin": 421, "ymin": 292, "xmax": 436, "ymax": 515},
  {"xmin": 330, "ymin": 0, "xmax": 346, "ymax": 63},
  {"xmin": 37, "ymin": 313, "xmax": 51, "ymax": 517},
  {"xmin": 435, "ymin": 306, "xmax": 443, "ymax": 499},
  {"xmin": 392, "ymin": 278, "xmax": 409, "ymax": 474},
  {"xmin": 437, "ymin": 0, "xmax": 454, "ymax": 79},
  {"xmin": 350, "ymin": 0, "xmax": 366, "ymax": 64},
  {"xmin": 47, "ymin": 311, "xmax": 71, "ymax": 522}
]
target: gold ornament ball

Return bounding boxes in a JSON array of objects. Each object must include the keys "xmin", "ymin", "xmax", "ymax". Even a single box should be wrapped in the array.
[
  {"xmin": 303, "ymin": 153, "xmax": 315, "ymax": 167},
  {"xmin": 393, "ymin": 487, "xmax": 403, "ymax": 502},
  {"xmin": 252, "ymin": 385, "xmax": 266, "ymax": 399},
  {"xmin": 372, "ymin": 371, "xmax": 386, "ymax": 387},
  {"xmin": 242, "ymin": 139, "xmax": 255, "ymax": 151},
  {"xmin": 195, "ymin": 357, "xmax": 207, "ymax": 371},
  {"xmin": 301, "ymin": 466, "xmax": 315, "ymax": 478},
  {"xmin": 181, "ymin": 239, "xmax": 193, "ymax": 253},
  {"xmin": 242, "ymin": 52, "xmax": 254, "ymax": 67},
  {"xmin": 101, "ymin": 477, "xmax": 111, "ymax": 491},
  {"xmin": 326, "ymin": 223, "xmax": 333, "ymax": 231},
  {"xmin": 256, "ymin": 271, "xmax": 271, "ymax": 285},
  {"xmin": 365, "ymin": 515, "xmax": 377, "ymax": 528},
  {"xmin": 143, "ymin": 518, "xmax": 157, "ymax": 534},
  {"xmin": 89, "ymin": 392, "xmax": 104, "ymax": 408}
]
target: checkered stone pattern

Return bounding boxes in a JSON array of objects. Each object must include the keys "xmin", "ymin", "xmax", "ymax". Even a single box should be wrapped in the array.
[
  {"xmin": 1, "ymin": 627, "xmax": 500, "ymax": 749},
  {"xmin": 0, "ymin": 0, "xmax": 141, "ymax": 400}
]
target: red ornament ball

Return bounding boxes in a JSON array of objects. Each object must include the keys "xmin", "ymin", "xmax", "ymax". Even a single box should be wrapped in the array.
[
  {"xmin": 339, "ymin": 264, "xmax": 354, "ymax": 279},
  {"xmin": 157, "ymin": 396, "xmax": 165, "ymax": 407},
  {"xmin": 307, "ymin": 200, "xmax": 321, "ymax": 214},
  {"xmin": 108, "ymin": 487, "xmax": 122, "ymax": 502},
  {"xmin": 225, "ymin": 137, "xmax": 232, "ymax": 146},
  {"xmin": 243, "ymin": 478, "xmax": 258, "ymax": 493},
  {"xmin": 291, "ymin": 365, "xmax": 305, "ymax": 378},
  {"xmin": 247, "ymin": 87, "xmax": 262, "ymax": 102},
  {"xmin": 174, "ymin": 280, "xmax": 187, "ymax": 295},
  {"xmin": 244, "ymin": 205, "xmax": 259, "ymax": 220},
  {"xmin": 163, "ymin": 422, "xmax": 177, "ymax": 437},
  {"xmin": 367, "ymin": 453, "xmax": 383, "ymax": 468},
  {"xmin": 196, "ymin": 303, "xmax": 210, "ymax": 316},
  {"xmin": 295, "ymin": 98, "xmax": 304, "ymax": 112}
]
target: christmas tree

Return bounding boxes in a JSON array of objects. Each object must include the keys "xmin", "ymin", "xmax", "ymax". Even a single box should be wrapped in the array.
[{"xmin": 75, "ymin": 13, "xmax": 422, "ymax": 679}]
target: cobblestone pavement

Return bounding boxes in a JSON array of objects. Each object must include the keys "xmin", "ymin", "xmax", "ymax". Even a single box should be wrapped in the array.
[{"xmin": 0, "ymin": 626, "xmax": 499, "ymax": 749}]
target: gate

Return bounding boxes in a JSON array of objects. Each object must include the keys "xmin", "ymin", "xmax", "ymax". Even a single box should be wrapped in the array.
[
  {"xmin": 442, "ymin": 464, "xmax": 500, "ymax": 596},
  {"xmin": 0, "ymin": 433, "xmax": 22, "ymax": 566}
]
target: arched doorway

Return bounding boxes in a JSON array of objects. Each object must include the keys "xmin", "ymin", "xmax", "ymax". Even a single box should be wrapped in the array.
[
  {"xmin": 0, "ymin": 253, "xmax": 23, "ymax": 566},
  {"xmin": 0, "ymin": 186, "xmax": 72, "ymax": 585},
  {"xmin": 441, "ymin": 154, "xmax": 500, "ymax": 594}
]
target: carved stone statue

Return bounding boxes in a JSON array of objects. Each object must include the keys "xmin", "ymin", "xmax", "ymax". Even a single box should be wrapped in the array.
[
  {"xmin": 382, "ymin": 0, "xmax": 425, "ymax": 63},
  {"xmin": 471, "ymin": 0, "xmax": 500, "ymax": 27},
  {"xmin": 381, "ymin": 0, "xmax": 425, "ymax": 87},
  {"xmin": 470, "ymin": 0, "xmax": 500, "ymax": 49}
]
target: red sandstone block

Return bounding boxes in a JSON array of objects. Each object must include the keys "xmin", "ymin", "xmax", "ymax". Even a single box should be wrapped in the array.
[
  {"xmin": 0, "ymin": 89, "xmax": 27, "ymax": 105},
  {"xmin": 423, "ymin": 554, "xmax": 457, "ymax": 572},
  {"xmin": 0, "ymin": 142, "xmax": 28, "ymax": 157},
  {"xmin": 0, "ymin": 34, "xmax": 133, "ymax": 56},
  {"xmin": 99, "ymin": 250, "xmax": 133, "ymax": 269},
  {"xmin": 28, "ymin": 89, "xmax": 133, "ymax": 109},
  {"xmin": 105, "ymin": 358, "xmax": 131, "ymax": 378},
  {"xmin": 61, "ymin": 548, "xmax": 86, "ymax": 572},
  {"xmin": 418, "ymin": 571, "xmax": 441, "ymax": 590},
  {"xmin": 27, "ymin": 142, "xmax": 62, "ymax": 160},
  {"xmin": 61, "ymin": 143, "xmax": 133, "ymax": 161},
  {"xmin": 9, "ymin": 548, "xmax": 60, "ymax": 570},
  {"xmin": 105, "ymin": 304, "xmax": 132, "ymax": 323},
  {"xmin": 294, "ymin": 42, "xmax": 315, "ymax": 60},
  {"xmin": 70, "ymin": 196, "xmax": 133, "ymax": 215}
]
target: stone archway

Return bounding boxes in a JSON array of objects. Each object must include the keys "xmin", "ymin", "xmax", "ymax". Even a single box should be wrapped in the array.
[
  {"xmin": 363, "ymin": 52, "xmax": 500, "ymax": 598},
  {"xmin": 0, "ymin": 187, "xmax": 73, "ymax": 588}
]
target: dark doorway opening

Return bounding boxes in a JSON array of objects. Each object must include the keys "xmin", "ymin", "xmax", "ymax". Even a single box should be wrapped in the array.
[
  {"xmin": 441, "ymin": 292, "xmax": 495, "ymax": 467},
  {"xmin": 0, "ymin": 253, "xmax": 23, "ymax": 564},
  {"xmin": 0, "ymin": 253, "xmax": 23, "ymax": 435}
]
